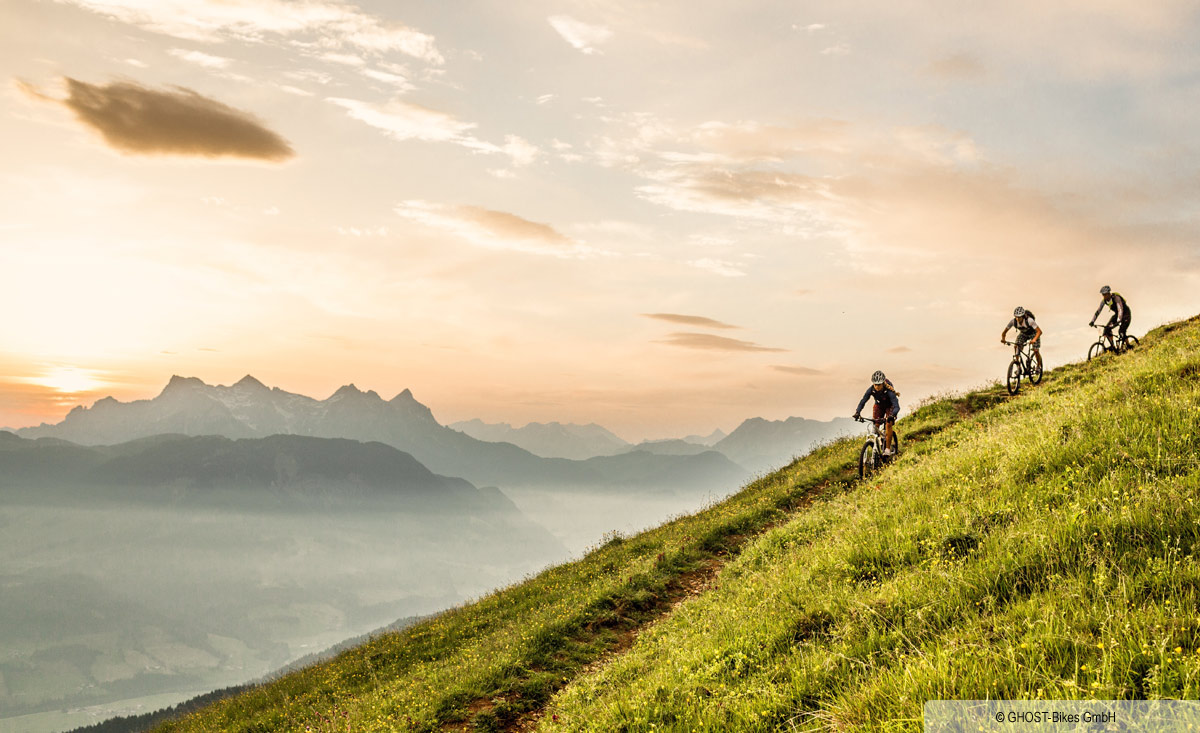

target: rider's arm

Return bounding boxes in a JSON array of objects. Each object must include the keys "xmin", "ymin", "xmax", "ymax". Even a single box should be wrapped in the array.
[
  {"xmin": 1092, "ymin": 301, "xmax": 1105, "ymax": 324},
  {"xmin": 1001, "ymin": 322, "xmax": 1011, "ymax": 342},
  {"xmin": 854, "ymin": 388, "xmax": 871, "ymax": 416},
  {"xmin": 1033, "ymin": 326, "xmax": 1043, "ymax": 343},
  {"xmin": 887, "ymin": 390, "xmax": 900, "ymax": 417},
  {"xmin": 1115, "ymin": 296, "xmax": 1126, "ymax": 321}
]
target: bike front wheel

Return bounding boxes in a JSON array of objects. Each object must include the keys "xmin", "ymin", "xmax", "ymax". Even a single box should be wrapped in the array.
[
  {"xmin": 859, "ymin": 440, "xmax": 877, "ymax": 480},
  {"xmin": 1087, "ymin": 342, "xmax": 1104, "ymax": 361},
  {"xmin": 1029, "ymin": 351, "xmax": 1044, "ymax": 384},
  {"xmin": 1006, "ymin": 359, "xmax": 1021, "ymax": 395}
]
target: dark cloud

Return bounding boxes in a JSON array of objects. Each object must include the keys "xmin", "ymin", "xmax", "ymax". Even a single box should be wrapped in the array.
[
  {"xmin": 772, "ymin": 365, "xmax": 822, "ymax": 376},
  {"xmin": 642, "ymin": 313, "xmax": 739, "ymax": 329},
  {"xmin": 658, "ymin": 332, "xmax": 785, "ymax": 353},
  {"xmin": 42, "ymin": 78, "xmax": 294, "ymax": 161},
  {"xmin": 887, "ymin": 346, "xmax": 912, "ymax": 354}
]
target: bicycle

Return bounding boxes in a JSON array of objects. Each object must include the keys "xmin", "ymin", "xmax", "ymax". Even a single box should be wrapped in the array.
[
  {"xmin": 1087, "ymin": 323, "xmax": 1139, "ymax": 361},
  {"xmin": 854, "ymin": 416, "xmax": 901, "ymax": 480},
  {"xmin": 1001, "ymin": 340, "xmax": 1043, "ymax": 395}
]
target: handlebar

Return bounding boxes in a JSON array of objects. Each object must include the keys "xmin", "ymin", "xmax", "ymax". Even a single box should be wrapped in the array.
[{"xmin": 853, "ymin": 416, "xmax": 886, "ymax": 424}]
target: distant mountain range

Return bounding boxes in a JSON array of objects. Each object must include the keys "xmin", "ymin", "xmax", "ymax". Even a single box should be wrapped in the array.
[
  {"xmin": 12, "ymin": 375, "xmax": 856, "ymax": 487},
  {"xmin": 450, "ymin": 419, "xmax": 630, "ymax": 460},
  {"xmin": 0, "ymin": 431, "xmax": 507, "ymax": 513},
  {"xmin": 710, "ymin": 416, "xmax": 857, "ymax": 474},
  {"xmin": 15, "ymin": 376, "xmax": 750, "ymax": 494}
]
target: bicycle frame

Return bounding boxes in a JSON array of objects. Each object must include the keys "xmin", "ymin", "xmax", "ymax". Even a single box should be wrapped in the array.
[{"xmin": 1002, "ymin": 338, "xmax": 1043, "ymax": 395}]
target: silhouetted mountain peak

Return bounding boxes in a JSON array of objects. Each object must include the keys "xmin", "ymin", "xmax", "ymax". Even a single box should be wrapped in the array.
[
  {"xmin": 161, "ymin": 375, "xmax": 208, "ymax": 395},
  {"xmin": 233, "ymin": 374, "xmax": 268, "ymax": 391},
  {"xmin": 389, "ymin": 388, "xmax": 437, "ymax": 422},
  {"xmin": 332, "ymin": 383, "xmax": 363, "ymax": 397}
]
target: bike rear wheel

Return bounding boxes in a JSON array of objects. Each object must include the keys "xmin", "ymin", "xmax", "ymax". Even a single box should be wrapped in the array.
[
  {"xmin": 1029, "ymin": 351, "xmax": 1044, "ymax": 384},
  {"xmin": 859, "ymin": 440, "xmax": 877, "ymax": 480},
  {"xmin": 1087, "ymin": 341, "xmax": 1104, "ymax": 361},
  {"xmin": 1123, "ymin": 335, "xmax": 1140, "ymax": 351},
  {"xmin": 1006, "ymin": 359, "xmax": 1021, "ymax": 395}
]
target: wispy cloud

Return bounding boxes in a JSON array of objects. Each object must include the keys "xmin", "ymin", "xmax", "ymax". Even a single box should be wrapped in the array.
[
  {"xmin": 642, "ymin": 313, "xmax": 739, "ymax": 329},
  {"xmin": 688, "ymin": 258, "xmax": 747, "ymax": 277},
  {"xmin": 55, "ymin": 0, "xmax": 444, "ymax": 63},
  {"xmin": 168, "ymin": 48, "xmax": 232, "ymax": 68},
  {"xmin": 328, "ymin": 97, "xmax": 473, "ymax": 142},
  {"xmin": 657, "ymin": 332, "xmax": 785, "ymax": 353},
  {"xmin": 886, "ymin": 346, "xmax": 913, "ymax": 354},
  {"xmin": 22, "ymin": 77, "xmax": 294, "ymax": 161},
  {"xmin": 548, "ymin": 15, "xmax": 613, "ymax": 54},
  {"xmin": 327, "ymin": 96, "xmax": 539, "ymax": 166},
  {"xmin": 772, "ymin": 365, "xmax": 823, "ymax": 376},
  {"xmin": 395, "ymin": 201, "xmax": 591, "ymax": 257}
]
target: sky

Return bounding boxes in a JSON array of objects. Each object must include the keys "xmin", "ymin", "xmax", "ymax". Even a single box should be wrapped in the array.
[{"xmin": 2, "ymin": 0, "xmax": 1199, "ymax": 441}]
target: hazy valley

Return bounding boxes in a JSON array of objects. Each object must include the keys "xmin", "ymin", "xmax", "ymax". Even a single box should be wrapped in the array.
[{"xmin": 0, "ymin": 376, "xmax": 852, "ymax": 732}]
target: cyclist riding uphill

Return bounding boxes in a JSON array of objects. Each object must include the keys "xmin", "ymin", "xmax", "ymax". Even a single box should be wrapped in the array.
[
  {"xmin": 1001, "ymin": 306, "xmax": 1042, "ymax": 358},
  {"xmin": 853, "ymin": 370, "xmax": 900, "ymax": 455},
  {"xmin": 1090, "ymin": 285, "xmax": 1131, "ymax": 341}
]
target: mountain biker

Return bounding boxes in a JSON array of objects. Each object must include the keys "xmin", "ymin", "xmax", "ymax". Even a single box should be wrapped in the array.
[
  {"xmin": 853, "ymin": 370, "xmax": 899, "ymax": 455},
  {"xmin": 1001, "ymin": 306, "xmax": 1042, "ymax": 362},
  {"xmin": 1090, "ymin": 286, "xmax": 1131, "ymax": 344}
]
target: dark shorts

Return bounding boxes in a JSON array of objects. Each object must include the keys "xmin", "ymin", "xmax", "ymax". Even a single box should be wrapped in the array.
[
  {"xmin": 873, "ymin": 402, "xmax": 898, "ymax": 423},
  {"xmin": 1016, "ymin": 333, "xmax": 1041, "ymax": 349}
]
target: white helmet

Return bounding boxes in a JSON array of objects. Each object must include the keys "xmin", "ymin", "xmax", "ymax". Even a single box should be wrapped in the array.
[
  {"xmin": 871, "ymin": 370, "xmax": 886, "ymax": 385},
  {"xmin": 1013, "ymin": 306, "xmax": 1026, "ymax": 318}
]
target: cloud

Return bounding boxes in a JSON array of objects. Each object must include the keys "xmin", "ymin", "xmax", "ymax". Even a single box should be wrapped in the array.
[
  {"xmin": 55, "ymin": 0, "xmax": 444, "ymax": 64},
  {"xmin": 821, "ymin": 44, "xmax": 851, "ymax": 56},
  {"xmin": 168, "ymin": 48, "xmax": 232, "ymax": 68},
  {"xmin": 361, "ymin": 68, "xmax": 413, "ymax": 90},
  {"xmin": 27, "ymin": 78, "xmax": 294, "ymax": 161},
  {"xmin": 328, "ymin": 96, "xmax": 473, "ymax": 142},
  {"xmin": 657, "ymin": 332, "xmax": 786, "ymax": 353},
  {"xmin": 328, "ymin": 97, "xmax": 539, "ymax": 167},
  {"xmin": 772, "ymin": 365, "xmax": 823, "ymax": 376},
  {"xmin": 395, "ymin": 201, "xmax": 590, "ymax": 257},
  {"xmin": 642, "ymin": 313, "xmax": 739, "ymax": 329},
  {"xmin": 886, "ymin": 346, "xmax": 913, "ymax": 354},
  {"xmin": 548, "ymin": 15, "xmax": 614, "ymax": 54},
  {"xmin": 925, "ymin": 53, "xmax": 986, "ymax": 80},
  {"xmin": 688, "ymin": 258, "xmax": 747, "ymax": 277}
]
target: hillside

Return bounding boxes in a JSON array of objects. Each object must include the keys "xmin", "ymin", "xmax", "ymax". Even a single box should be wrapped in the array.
[{"xmin": 152, "ymin": 316, "xmax": 1200, "ymax": 732}]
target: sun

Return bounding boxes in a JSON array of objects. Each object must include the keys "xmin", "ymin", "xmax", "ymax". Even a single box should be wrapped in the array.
[{"xmin": 27, "ymin": 367, "xmax": 107, "ymax": 394}]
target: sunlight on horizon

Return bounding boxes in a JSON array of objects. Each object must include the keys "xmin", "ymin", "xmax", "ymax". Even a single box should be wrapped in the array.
[{"xmin": 25, "ymin": 366, "xmax": 109, "ymax": 394}]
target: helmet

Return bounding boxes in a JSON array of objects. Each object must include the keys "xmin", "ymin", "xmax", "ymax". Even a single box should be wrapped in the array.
[
  {"xmin": 1100, "ymin": 285, "xmax": 1111, "ymax": 296},
  {"xmin": 1013, "ymin": 306, "xmax": 1026, "ymax": 318},
  {"xmin": 871, "ymin": 370, "xmax": 886, "ymax": 385}
]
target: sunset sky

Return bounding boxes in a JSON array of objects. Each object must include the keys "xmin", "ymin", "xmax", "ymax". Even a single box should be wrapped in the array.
[{"xmin": 2, "ymin": 0, "xmax": 1199, "ymax": 440}]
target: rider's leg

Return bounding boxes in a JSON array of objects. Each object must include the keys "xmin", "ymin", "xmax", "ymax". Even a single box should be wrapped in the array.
[
  {"xmin": 1119, "ymin": 316, "xmax": 1131, "ymax": 341},
  {"xmin": 873, "ymin": 402, "xmax": 890, "ymax": 454},
  {"xmin": 885, "ymin": 418, "xmax": 895, "ymax": 453}
]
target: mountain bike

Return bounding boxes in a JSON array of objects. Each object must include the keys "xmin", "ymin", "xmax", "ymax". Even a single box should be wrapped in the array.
[
  {"xmin": 1001, "ymin": 340, "xmax": 1043, "ymax": 395},
  {"xmin": 854, "ymin": 416, "xmax": 901, "ymax": 480},
  {"xmin": 1087, "ymin": 324, "xmax": 1139, "ymax": 361}
]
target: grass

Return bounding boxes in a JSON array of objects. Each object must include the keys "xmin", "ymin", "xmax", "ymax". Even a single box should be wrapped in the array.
[
  {"xmin": 537, "ymin": 315, "xmax": 1200, "ymax": 731},
  {"xmin": 156, "ymin": 315, "xmax": 1200, "ymax": 732}
]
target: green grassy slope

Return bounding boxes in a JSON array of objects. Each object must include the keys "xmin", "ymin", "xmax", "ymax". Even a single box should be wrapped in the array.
[
  {"xmin": 157, "ymin": 316, "xmax": 1200, "ymax": 733},
  {"xmin": 541, "ymin": 316, "xmax": 1200, "ymax": 731}
]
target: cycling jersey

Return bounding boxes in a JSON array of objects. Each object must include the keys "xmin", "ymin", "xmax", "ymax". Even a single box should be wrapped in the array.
[
  {"xmin": 856, "ymin": 383, "xmax": 899, "ymax": 417},
  {"xmin": 1094, "ymin": 293, "xmax": 1130, "ymax": 323},
  {"xmin": 1006, "ymin": 316, "xmax": 1039, "ymax": 337}
]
